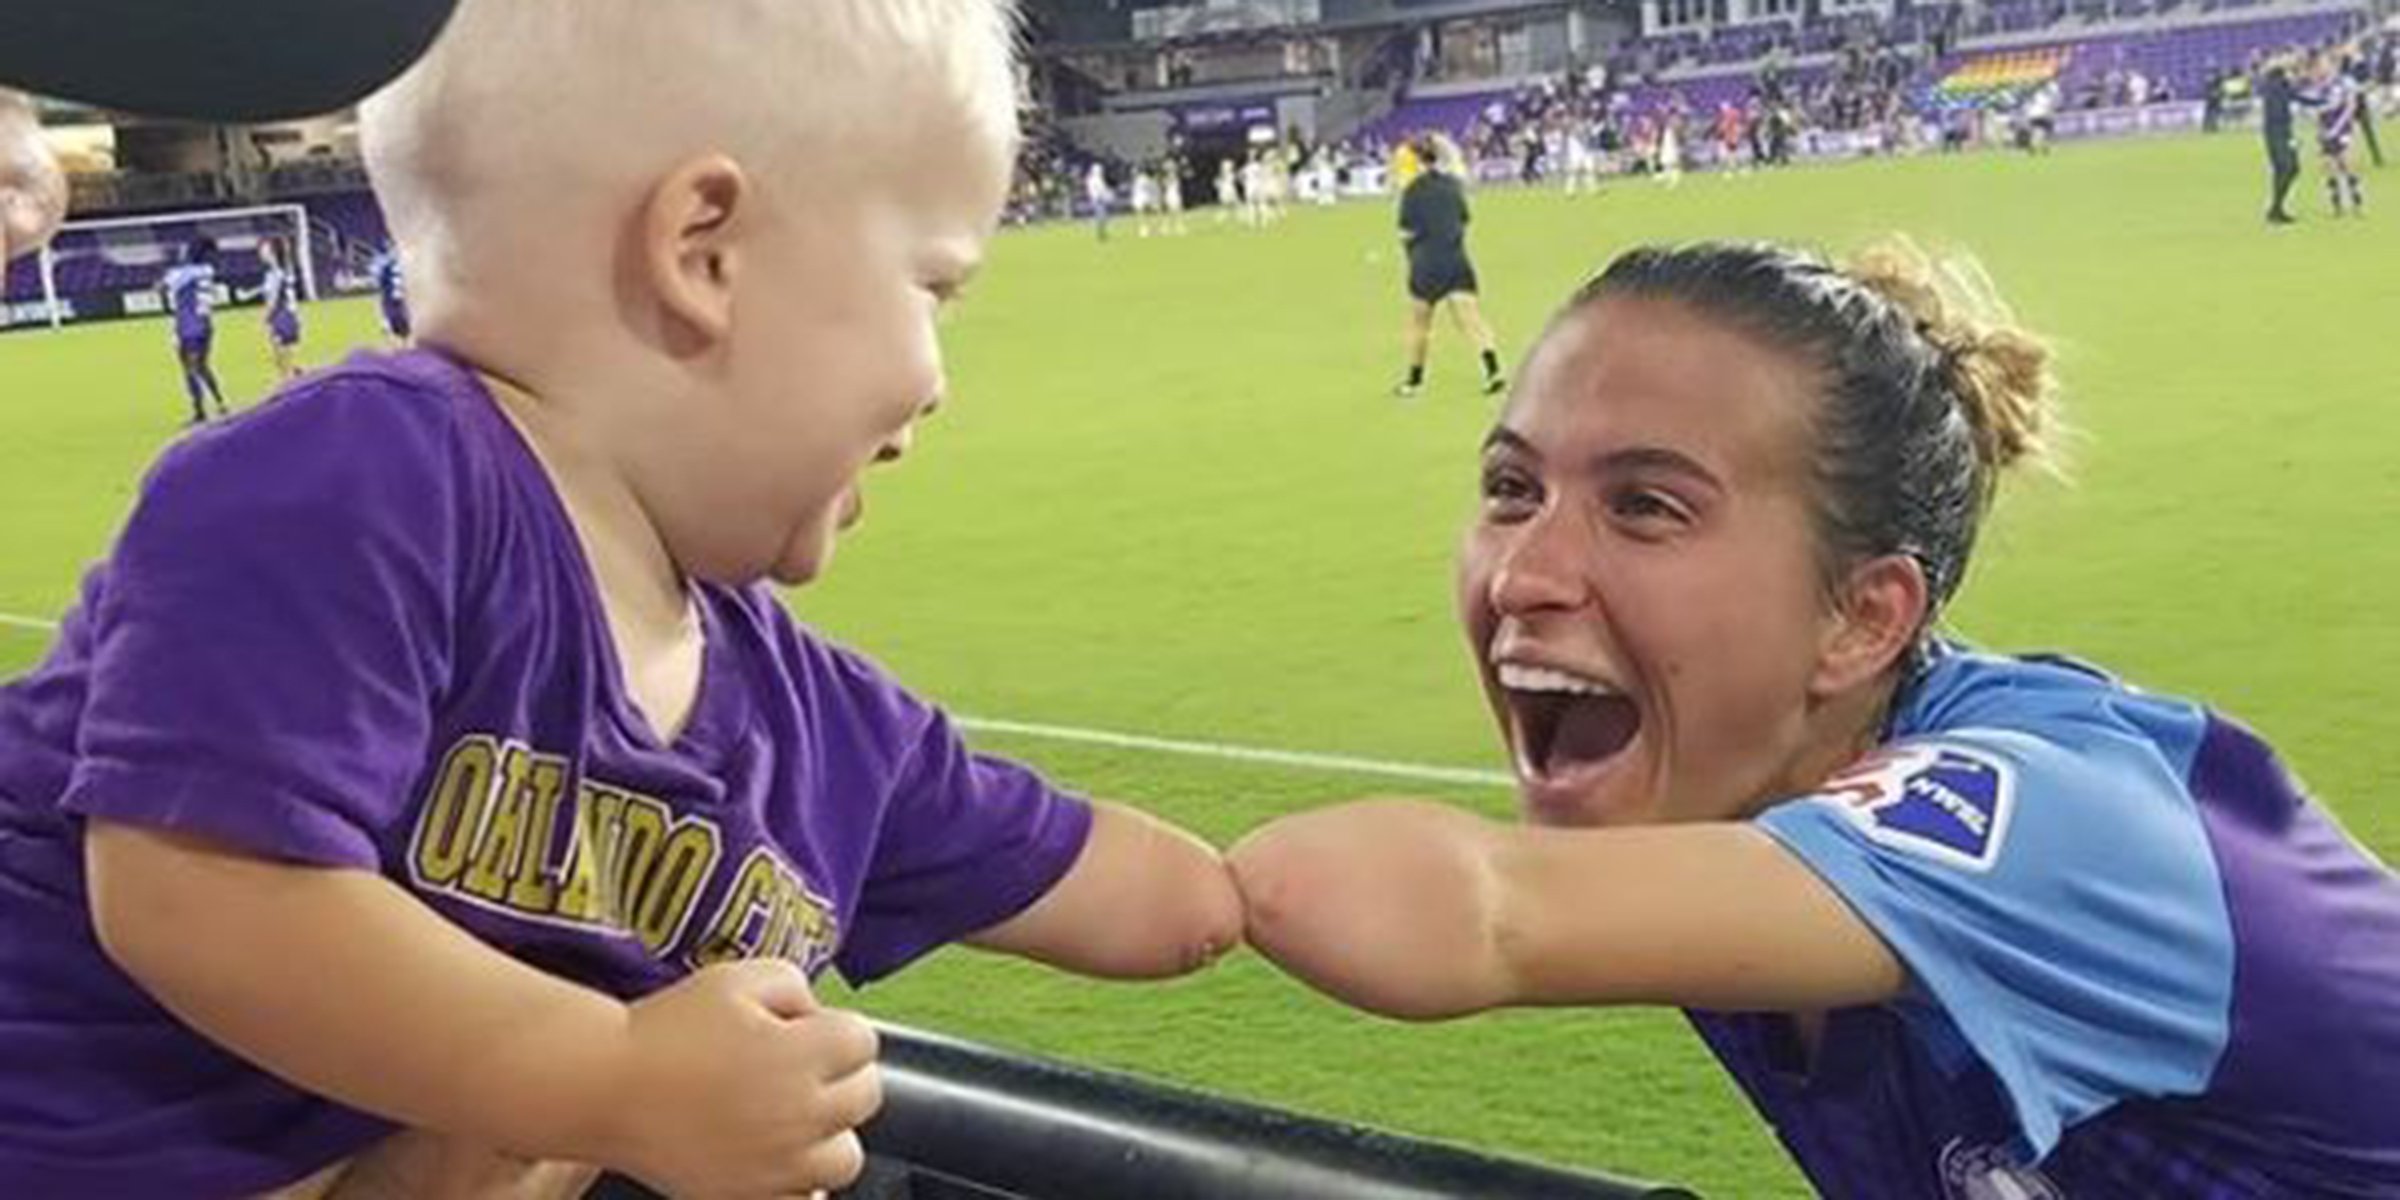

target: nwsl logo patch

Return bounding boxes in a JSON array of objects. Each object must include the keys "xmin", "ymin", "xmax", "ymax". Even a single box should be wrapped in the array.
[
  {"xmin": 1813, "ymin": 742, "xmax": 2017, "ymax": 871},
  {"xmin": 1938, "ymin": 1139, "xmax": 2064, "ymax": 1200}
]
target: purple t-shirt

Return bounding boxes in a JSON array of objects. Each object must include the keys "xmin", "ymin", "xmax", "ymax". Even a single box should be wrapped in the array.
[{"xmin": 0, "ymin": 349, "xmax": 1093, "ymax": 1198}]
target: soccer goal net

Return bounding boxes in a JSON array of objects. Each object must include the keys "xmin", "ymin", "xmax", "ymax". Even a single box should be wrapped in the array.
[{"xmin": 1, "ymin": 202, "xmax": 314, "ymax": 333}]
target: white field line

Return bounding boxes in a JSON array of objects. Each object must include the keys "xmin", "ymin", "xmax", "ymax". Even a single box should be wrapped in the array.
[{"xmin": 0, "ymin": 608, "xmax": 1508, "ymax": 788}]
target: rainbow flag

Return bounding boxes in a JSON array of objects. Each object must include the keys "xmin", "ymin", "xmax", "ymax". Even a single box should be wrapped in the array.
[{"xmin": 1937, "ymin": 46, "xmax": 2073, "ymax": 96}]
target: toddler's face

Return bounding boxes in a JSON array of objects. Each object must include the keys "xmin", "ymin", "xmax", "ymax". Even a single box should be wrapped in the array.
[{"xmin": 677, "ymin": 125, "xmax": 1012, "ymax": 586}]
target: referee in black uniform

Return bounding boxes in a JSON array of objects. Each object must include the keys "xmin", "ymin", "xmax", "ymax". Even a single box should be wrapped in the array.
[
  {"xmin": 1395, "ymin": 135, "xmax": 1506, "ymax": 397},
  {"xmin": 2259, "ymin": 57, "xmax": 2302, "ymax": 225}
]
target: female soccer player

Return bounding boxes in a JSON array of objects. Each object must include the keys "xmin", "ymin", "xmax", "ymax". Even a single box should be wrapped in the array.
[
  {"xmin": 2307, "ymin": 53, "xmax": 2368, "ymax": 217},
  {"xmin": 1393, "ymin": 135, "xmax": 1504, "ymax": 398},
  {"xmin": 1236, "ymin": 240, "xmax": 2400, "ymax": 1197},
  {"xmin": 369, "ymin": 243, "xmax": 412, "ymax": 344},
  {"xmin": 160, "ymin": 239, "xmax": 229, "ymax": 422},
  {"xmin": 253, "ymin": 236, "xmax": 304, "ymax": 379}
]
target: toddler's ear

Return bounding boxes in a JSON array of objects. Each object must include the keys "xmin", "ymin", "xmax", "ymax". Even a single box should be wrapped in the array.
[{"xmin": 642, "ymin": 153, "xmax": 749, "ymax": 348}]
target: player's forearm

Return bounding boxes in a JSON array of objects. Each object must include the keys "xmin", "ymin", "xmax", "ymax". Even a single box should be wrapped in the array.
[
  {"xmin": 1228, "ymin": 799, "xmax": 1514, "ymax": 1020},
  {"xmin": 968, "ymin": 802, "xmax": 1242, "ymax": 978},
  {"xmin": 84, "ymin": 823, "xmax": 631, "ymax": 1162}
]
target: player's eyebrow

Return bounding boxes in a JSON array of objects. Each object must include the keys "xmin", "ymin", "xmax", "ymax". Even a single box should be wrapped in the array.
[
  {"xmin": 1482, "ymin": 425, "xmax": 1536, "ymax": 458},
  {"xmin": 1588, "ymin": 446, "xmax": 1722, "ymax": 492},
  {"xmin": 1481, "ymin": 426, "xmax": 1725, "ymax": 492}
]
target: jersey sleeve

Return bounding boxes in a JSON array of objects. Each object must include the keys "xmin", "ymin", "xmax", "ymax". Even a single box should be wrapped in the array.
[
  {"xmin": 61, "ymin": 373, "xmax": 462, "ymax": 869},
  {"xmin": 1755, "ymin": 721, "xmax": 2235, "ymax": 1157},
  {"xmin": 819, "ymin": 661, "xmax": 1094, "ymax": 984}
]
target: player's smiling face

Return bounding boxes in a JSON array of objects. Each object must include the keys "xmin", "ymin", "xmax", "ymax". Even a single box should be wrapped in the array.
[{"xmin": 1458, "ymin": 296, "xmax": 1846, "ymax": 828}]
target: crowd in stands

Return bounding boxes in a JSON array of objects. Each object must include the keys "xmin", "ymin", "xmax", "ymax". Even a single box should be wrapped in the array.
[
  {"xmin": 1367, "ymin": 27, "xmax": 1930, "ymax": 185},
  {"xmin": 10, "ymin": 0, "xmax": 2385, "ymax": 254},
  {"xmin": 1353, "ymin": 1, "xmax": 2378, "ymax": 185},
  {"xmin": 982, "ymin": 0, "xmax": 2387, "ymax": 226},
  {"xmin": 1008, "ymin": 106, "xmax": 1098, "ymax": 224}
]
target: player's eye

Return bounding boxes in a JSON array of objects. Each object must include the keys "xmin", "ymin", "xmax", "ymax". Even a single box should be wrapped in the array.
[
  {"xmin": 1479, "ymin": 463, "xmax": 1542, "ymax": 522},
  {"xmin": 1605, "ymin": 487, "xmax": 1693, "ymax": 536}
]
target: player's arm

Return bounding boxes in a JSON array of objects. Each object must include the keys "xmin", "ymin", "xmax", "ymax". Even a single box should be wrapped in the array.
[
  {"xmin": 1228, "ymin": 798, "xmax": 1902, "ymax": 1019},
  {"xmin": 965, "ymin": 801, "xmax": 1242, "ymax": 979},
  {"xmin": 84, "ymin": 822, "xmax": 882, "ymax": 1194}
]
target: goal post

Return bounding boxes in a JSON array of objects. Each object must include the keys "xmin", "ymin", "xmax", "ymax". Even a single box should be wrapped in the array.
[{"xmin": 3, "ymin": 201, "xmax": 313, "ymax": 333}]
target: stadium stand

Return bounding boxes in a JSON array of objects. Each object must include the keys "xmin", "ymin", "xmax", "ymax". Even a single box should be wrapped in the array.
[
  {"xmin": 2, "ymin": 4, "xmax": 2379, "ymax": 304},
  {"xmin": 1337, "ymin": 0, "xmax": 2366, "ymax": 176}
]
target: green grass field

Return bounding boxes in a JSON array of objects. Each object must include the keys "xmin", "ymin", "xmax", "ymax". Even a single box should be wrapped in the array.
[{"xmin": 4, "ymin": 132, "xmax": 2395, "ymax": 1197}]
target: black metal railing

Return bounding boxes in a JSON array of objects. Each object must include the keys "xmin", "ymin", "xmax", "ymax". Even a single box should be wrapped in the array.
[{"xmin": 588, "ymin": 1022, "xmax": 1698, "ymax": 1200}]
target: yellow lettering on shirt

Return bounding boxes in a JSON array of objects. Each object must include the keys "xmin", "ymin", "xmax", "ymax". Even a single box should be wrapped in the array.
[
  {"xmin": 409, "ymin": 736, "xmax": 500, "ymax": 888},
  {"xmin": 688, "ymin": 847, "xmax": 840, "ymax": 973},
  {"xmin": 404, "ymin": 735, "xmax": 732, "ymax": 962}
]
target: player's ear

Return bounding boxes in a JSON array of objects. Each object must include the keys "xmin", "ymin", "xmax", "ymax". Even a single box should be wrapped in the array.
[
  {"xmin": 1812, "ymin": 552, "xmax": 1928, "ymax": 699},
  {"xmin": 641, "ymin": 153, "xmax": 749, "ymax": 349}
]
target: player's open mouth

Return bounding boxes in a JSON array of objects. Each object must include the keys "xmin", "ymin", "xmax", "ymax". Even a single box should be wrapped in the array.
[{"xmin": 1497, "ymin": 661, "xmax": 1640, "ymax": 812}]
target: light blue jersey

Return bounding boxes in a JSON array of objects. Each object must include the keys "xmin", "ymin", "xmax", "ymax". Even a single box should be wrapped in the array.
[{"xmin": 1693, "ymin": 646, "xmax": 2400, "ymax": 1198}]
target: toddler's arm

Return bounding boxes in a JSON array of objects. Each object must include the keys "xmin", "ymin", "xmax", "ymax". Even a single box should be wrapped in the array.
[{"xmin": 965, "ymin": 802, "xmax": 1242, "ymax": 978}]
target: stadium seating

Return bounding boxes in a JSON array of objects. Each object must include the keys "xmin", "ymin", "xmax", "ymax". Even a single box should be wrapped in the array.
[
  {"xmin": 1349, "ymin": 2, "xmax": 2363, "ymax": 152},
  {"xmin": 0, "ymin": 0, "xmax": 2372, "ymax": 306},
  {"xmin": 2, "ymin": 191, "xmax": 396, "ymax": 315},
  {"xmin": 2039, "ymin": 9, "xmax": 2358, "ymax": 102},
  {"xmin": 1938, "ymin": 47, "xmax": 2076, "ymax": 97}
]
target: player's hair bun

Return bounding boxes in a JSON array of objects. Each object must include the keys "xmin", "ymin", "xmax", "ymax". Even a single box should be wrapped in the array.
[{"xmin": 1847, "ymin": 239, "xmax": 2059, "ymax": 478}]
